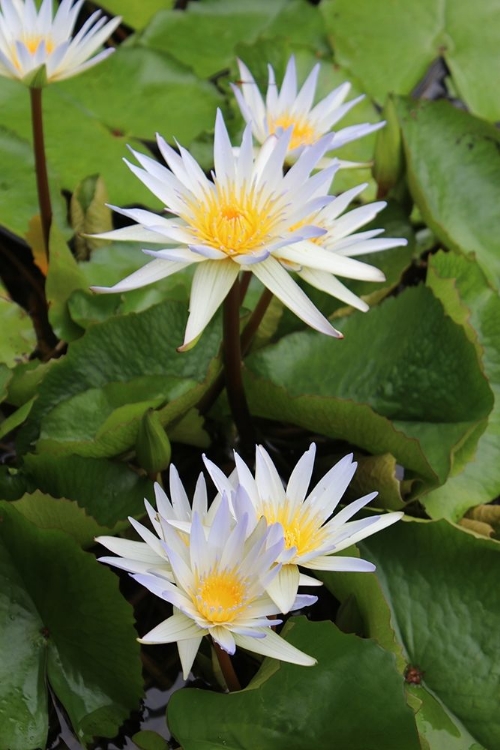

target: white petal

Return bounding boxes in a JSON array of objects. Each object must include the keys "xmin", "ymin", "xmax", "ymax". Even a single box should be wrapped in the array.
[
  {"xmin": 252, "ymin": 256, "xmax": 342, "ymax": 338},
  {"xmin": 286, "ymin": 444, "xmax": 316, "ymax": 507},
  {"xmin": 298, "ymin": 267, "xmax": 369, "ymax": 312},
  {"xmin": 91, "ymin": 258, "xmax": 190, "ymax": 294},
  {"xmin": 210, "ymin": 625, "xmax": 236, "ymax": 655},
  {"xmin": 303, "ymin": 555, "xmax": 375, "ymax": 572},
  {"xmin": 96, "ymin": 536, "xmax": 165, "ymax": 564},
  {"xmin": 139, "ymin": 612, "xmax": 203, "ymax": 644},
  {"xmin": 234, "ymin": 629, "xmax": 316, "ymax": 666},
  {"xmin": 265, "ymin": 564, "xmax": 300, "ymax": 614},
  {"xmin": 333, "ymin": 512, "xmax": 403, "ymax": 552},
  {"xmin": 278, "ymin": 242, "xmax": 386, "ymax": 282},
  {"xmin": 180, "ymin": 259, "xmax": 239, "ymax": 351},
  {"xmin": 177, "ymin": 635, "xmax": 204, "ymax": 679}
]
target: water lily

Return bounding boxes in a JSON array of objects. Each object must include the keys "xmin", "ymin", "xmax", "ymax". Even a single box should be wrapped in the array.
[
  {"xmin": 232, "ymin": 55, "xmax": 384, "ymax": 167},
  {"xmin": 133, "ymin": 495, "xmax": 317, "ymax": 678},
  {"xmin": 0, "ymin": 0, "xmax": 121, "ymax": 86},
  {"xmin": 204, "ymin": 444, "xmax": 403, "ymax": 614},
  {"xmin": 96, "ymin": 464, "xmax": 211, "ymax": 578},
  {"xmin": 91, "ymin": 110, "xmax": 400, "ymax": 348}
]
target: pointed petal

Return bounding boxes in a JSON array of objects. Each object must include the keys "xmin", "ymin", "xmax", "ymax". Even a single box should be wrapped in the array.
[
  {"xmin": 234, "ymin": 629, "xmax": 316, "ymax": 666},
  {"xmin": 91, "ymin": 258, "xmax": 190, "ymax": 294},
  {"xmin": 265, "ymin": 564, "xmax": 300, "ymax": 614},
  {"xmin": 252, "ymin": 256, "xmax": 342, "ymax": 338},
  {"xmin": 180, "ymin": 259, "xmax": 239, "ymax": 351}
]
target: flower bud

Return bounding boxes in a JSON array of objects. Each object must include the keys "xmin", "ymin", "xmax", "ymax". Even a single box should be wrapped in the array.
[{"xmin": 136, "ymin": 409, "xmax": 171, "ymax": 474}]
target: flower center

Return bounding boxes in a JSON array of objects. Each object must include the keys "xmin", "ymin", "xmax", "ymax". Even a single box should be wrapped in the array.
[
  {"xmin": 185, "ymin": 185, "xmax": 282, "ymax": 257},
  {"xmin": 11, "ymin": 35, "xmax": 55, "ymax": 70},
  {"xmin": 25, "ymin": 35, "xmax": 54, "ymax": 55},
  {"xmin": 269, "ymin": 114, "xmax": 318, "ymax": 151},
  {"xmin": 194, "ymin": 569, "xmax": 247, "ymax": 624},
  {"xmin": 261, "ymin": 503, "xmax": 326, "ymax": 558}
]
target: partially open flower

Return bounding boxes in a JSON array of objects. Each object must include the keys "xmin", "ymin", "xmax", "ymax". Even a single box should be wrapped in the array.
[
  {"xmin": 0, "ymin": 0, "xmax": 121, "ymax": 87},
  {"xmin": 204, "ymin": 444, "xmax": 403, "ymax": 614},
  {"xmin": 232, "ymin": 56, "xmax": 384, "ymax": 168},
  {"xmin": 133, "ymin": 495, "xmax": 317, "ymax": 678}
]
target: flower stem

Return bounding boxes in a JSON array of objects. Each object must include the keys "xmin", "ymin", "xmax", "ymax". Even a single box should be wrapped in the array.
[
  {"xmin": 223, "ymin": 278, "xmax": 255, "ymax": 451},
  {"xmin": 30, "ymin": 87, "xmax": 52, "ymax": 263},
  {"xmin": 213, "ymin": 640, "xmax": 241, "ymax": 692},
  {"xmin": 198, "ymin": 285, "xmax": 274, "ymax": 417}
]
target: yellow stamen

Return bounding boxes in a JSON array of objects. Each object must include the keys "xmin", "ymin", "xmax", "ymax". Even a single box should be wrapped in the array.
[
  {"xmin": 184, "ymin": 185, "xmax": 282, "ymax": 257},
  {"xmin": 194, "ymin": 569, "xmax": 247, "ymax": 624},
  {"xmin": 11, "ymin": 36, "xmax": 55, "ymax": 70},
  {"xmin": 261, "ymin": 504, "xmax": 326, "ymax": 557},
  {"xmin": 25, "ymin": 36, "xmax": 54, "ymax": 55},
  {"xmin": 269, "ymin": 114, "xmax": 318, "ymax": 151}
]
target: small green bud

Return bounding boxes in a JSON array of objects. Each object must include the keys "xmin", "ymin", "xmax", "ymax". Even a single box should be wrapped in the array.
[
  {"xmin": 70, "ymin": 174, "xmax": 112, "ymax": 260},
  {"xmin": 136, "ymin": 409, "xmax": 171, "ymax": 475}
]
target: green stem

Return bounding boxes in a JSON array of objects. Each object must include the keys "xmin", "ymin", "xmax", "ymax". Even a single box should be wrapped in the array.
[
  {"xmin": 213, "ymin": 640, "xmax": 241, "ymax": 692},
  {"xmin": 222, "ymin": 278, "xmax": 255, "ymax": 451},
  {"xmin": 30, "ymin": 87, "xmax": 52, "ymax": 263},
  {"xmin": 198, "ymin": 285, "xmax": 274, "ymax": 417}
]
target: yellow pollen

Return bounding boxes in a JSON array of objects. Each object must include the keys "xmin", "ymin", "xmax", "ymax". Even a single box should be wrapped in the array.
[
  {"xmin": 269, "ymin": 114, "xmax": 318, "ymax": 151},
  {"xmin": 261, "ymin": 504, "xmax": 325, "ymax": 557},
  {"xmin": 194, "ymin": 570, "xmax": 247, "ymax": 624},
  {"xmin": 185, "ymin": 185, "xmax": 281, "ymax": 257},
  {"xmin": 25, "ymin": 36, "xmax": 54, "ymax": 55},
  {"xmin": 12, "ymin": 35, "xmax": 54, "ymax": 69}
]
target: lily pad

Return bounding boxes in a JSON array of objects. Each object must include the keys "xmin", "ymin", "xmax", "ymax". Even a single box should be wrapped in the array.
[
  {"xmin": 424, "ymin": 251, "xmax": 500, "ymax": 520},
  {"xmin": 393, "ymin": 97, "xmax": 500, "ymax": 287},
  {"xmin": 244, "ymin": 285, "xmax": 492, "ymax": 492},
  {"xmin": 321, "ymin": 0, "xmax": 500, "ymax": 121},
  {"xmin": 168, "ymin": 617, "xmax": 421, "ymax": 750},
  {"xmin": 362, "ymin": 519, "xmax": 500, "ymax": 749}
]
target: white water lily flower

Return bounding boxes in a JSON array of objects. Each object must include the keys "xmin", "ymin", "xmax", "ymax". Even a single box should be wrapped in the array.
[
  {"xmin": 232, "ymin": 56, "xmax": 384, "ymax": 168},
  {"xmin": 204, "ymin": 444, "xmax": 403, "ymax": 614},
  {"xmin": 90, "ymin": 110, "xmax": 349, "ymax": 350},
  {"xmin": 133, "ymin": 495, "xmax": 317, "ymax": 678},
  {"xmin": 96, "ymin": 464, "xmax": 211, "ymax": 578},
  {"xmin": 0, "ymin": 0, "xmax": 121, "ymax": 86}
]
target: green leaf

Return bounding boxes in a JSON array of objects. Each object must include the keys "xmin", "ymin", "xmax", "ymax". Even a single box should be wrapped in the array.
[
  {"xmin": 245, "ymin": 285, "xmax": 492, "ymax": 492},
  {"xmin": 0, "ymin": 502, "xmax": 143, "ymax": 749},
  {"xmin": 12, "ymin": 491, "xmax": 121, "ymax": 547},
  {"xmin": 98, "ymin": 0, "xmax": 174, "ymax": 30},
  {"xmin": 362, "ymin": 519, "xmax": 500, "ymax": 749},
  {"xmin": 18, "ymin": 299, "xmax": 221, "ymax": 459},
  {"xmin": 0, "ymin": 280, "xmax": 36, "ymax": 367},
  {"xmin": 321, "ymin": 0, "xmax": 500, "ymax": 121},
  {"xmin": 424, "ymin": 251, "xmax": 500, "ymax": 520},
  {"xmin": 0, "ymin": 398, "xmax": 34, "ymax": 441},
  {"xmin": 132, "ymin": 729, "xmax": 170, "ymax": 750},
  {"xmin": 0, "ymin": 46, "xmax": 223, "ymax": 210},
  {"xmin": 0, "ymin": 364, "xmax": 12, "ymax": 403},
  {"xmin": 6, "ymin": 359, "xmax": 56, "ymax": 407},
  {"xmin": 392, "ymin": 97, "xmax": 500, "ymax": 287},
  {"xmin": 138, "ymin": 0, "xmax": 289, "ymax": 78},
  {"xmin": 168, "ymin": 617, "xmax": 420, "ymax": 750},
  {"xmin": 22, "ymin": 453, "xmax": 153, "ymax": 527}
]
